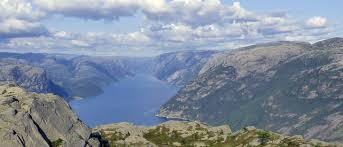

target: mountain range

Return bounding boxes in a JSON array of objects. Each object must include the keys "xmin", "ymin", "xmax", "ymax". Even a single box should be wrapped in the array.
[
  {"xmin": 0, "ymin": 51, "xmax": 216, "ymax": 101},
  {"xmin": 0, "ymin": 85, "xmax": 340, "ymax": 147},
  {"xmin": 158, "ymin": 37, "xmax": 343, "ymax": 143},
  {"xmin": 1, "ymin": 37, "xmax": 343, "ymax": 145}
]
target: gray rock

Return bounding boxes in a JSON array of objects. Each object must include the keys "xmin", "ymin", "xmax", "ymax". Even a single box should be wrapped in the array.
[
  {"xmin": 0, "ymin": 85, "xmax": 98, "ymax": 147},
  {"xmin": 153, "ymin": 50, "xmax": 222, "ymax": 86},
  {"xmin": 0, "ymin": 59, "xmax": 51, "ymax": 94}
]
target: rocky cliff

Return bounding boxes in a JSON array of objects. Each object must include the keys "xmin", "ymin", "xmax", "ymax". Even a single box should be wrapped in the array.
[
  {"xmin": 0, "ymin": 85, "xmax": 99, "ymax": 147},
  {"xmin": 153, "ymin": 51, "xmax": 221, "ymax": 86},
  {"xmin": 0, "ymin": 58, "xmax": 66, "ymax": 97},
  {"xmin": 0, "ymin": 85, "xmax": 340, "ymax": 147},
  {"xmin": 158, "ymin": 38, "xmax": 343, "ymax": 143}
]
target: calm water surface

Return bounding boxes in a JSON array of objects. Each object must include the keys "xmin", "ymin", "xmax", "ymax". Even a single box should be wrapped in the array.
[{"xmin": 69, "ymin": 74, "xmax": 179, "ymax": 127}]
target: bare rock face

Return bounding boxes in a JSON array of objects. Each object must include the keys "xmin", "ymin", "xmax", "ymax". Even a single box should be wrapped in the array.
[
  {"xmin": 0, "ymin": 59, "xmax": 51, "ymax": 94},
  {"xmin": 158, "ymin": 39, "xmax": 343, "ymax": 143},
  {"xmin": 0, "ymin": 85, "xmax": 98, "ymax": 147},
  {"xmin": 153, "ymin": 51, "xmax": 221, "ymax": 86}
]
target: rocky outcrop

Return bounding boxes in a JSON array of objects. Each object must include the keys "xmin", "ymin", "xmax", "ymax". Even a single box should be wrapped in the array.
[
  {"xmin": 153, "ymin": 51, "xmax": 221, "ymax": 86},
  {"xmin": 93, "ymin": 121, "xmax": 340, "ymax": 147},
  {"xmin": 158, "ymin": 38, "xmax": 343, "ymax": 143},
  {"xmin": 0, "ymin": 85, "xmax": 98, "ymax": 147}
]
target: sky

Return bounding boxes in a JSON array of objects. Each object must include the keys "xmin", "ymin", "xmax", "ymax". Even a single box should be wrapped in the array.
[{"xmin": 0, "ymin": 0, "xmax": 342, "ymax": 56}]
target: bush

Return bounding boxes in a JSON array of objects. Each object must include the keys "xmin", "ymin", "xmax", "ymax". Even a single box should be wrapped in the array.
[
  {"xmin": 257, "ymin": 131, "xmax": 271, "ymax": 145},
  {"xmin": 51, "ymin": 138, "xmax": 63, "ymax": 147}
]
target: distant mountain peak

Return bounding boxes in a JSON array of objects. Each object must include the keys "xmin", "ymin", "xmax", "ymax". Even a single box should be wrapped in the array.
[{"xmin": 314, "ymin": 37, "xmax": 343, "ymax": 49}]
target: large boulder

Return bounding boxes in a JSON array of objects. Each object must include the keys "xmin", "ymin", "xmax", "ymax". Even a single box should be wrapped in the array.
[{"xmin": 0, "ymin": 85, "xmax": 98, "ymax": 147}]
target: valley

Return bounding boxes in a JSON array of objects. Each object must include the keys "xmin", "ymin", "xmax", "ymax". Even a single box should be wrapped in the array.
[
  {"xmin": 0, "ymin": 85, "xmax": 340, "ymax": 147},
  {"xmin": 1, "ymin": 38, "xmax": 343, "ymax": 145},
  {"xmin": 159, "ymin": 38, "xmax": 343, "ymax": 143},
  {"xmin": 69, "ymin": 74, "xmax": 179, "ymax": 127}
]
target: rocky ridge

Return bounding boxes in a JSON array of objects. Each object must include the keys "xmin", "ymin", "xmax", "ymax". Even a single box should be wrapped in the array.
[
  {"xmin": 0, "ymin": 85, "xmax": 99, "ymax": 147},
  {"xmin": 158, "ymin": 38, "xmax": 343, "ymax": 143},
  {"xmin": 153, "ymin": 50, "xmax": 221, "ymax": 86},
  {"xmin": 0, "ymin": 59, "xmax": 51, "ymax": 93}
]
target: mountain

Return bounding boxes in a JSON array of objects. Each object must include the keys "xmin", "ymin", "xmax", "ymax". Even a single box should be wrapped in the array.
[
  {"xmin": 0, "ymin": 85, "xmax": 99, "ymax": 147},
  {"xmin": 0, "ymin": 51, "xmax": 220, "ymax": 99},
  {"xmin": 153, "ymin": 51, "xmax": 221, "ymax": 86},
  {"xmin": 93, "ymin": 121, "xmax": 340, "ymax": 147},
  {"xmin": 0, "ymin": 85, "xmax": 339, "ymax": 147},
  {"xmin": 313, "ymin": 37, "xmax": 343, "ymax": 49},
  {"xmin": 0, "ymin": 53, "xmax": 134, "ymax": 100},
  {"xmin": 0, "ymin": 58, "xmax": 51, "ymax": 93},
  {"xmin": 0, "ymin": 58, "xmax": 67, "ymax": 97},
  {"xmin": 158, "ymin": 38, "xmax": 343, "ymax": 143},
  {"xmin": 57, "ymin": 55, "xmax": 133, "ymax": 98}
]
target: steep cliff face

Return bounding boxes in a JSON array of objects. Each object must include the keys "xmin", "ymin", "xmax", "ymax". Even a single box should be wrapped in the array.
[
  {"xmin": 0, "ymin": 85, "xmax": 99, "ymax": 147},
  {"xmin": 153, "ymin": 51, "xmax": 221, "ymax": 86},
  {"xmin": 158, "ymin": 38, "xmax": 343, "ymax": 143},
  {"xmin": 58, "ymin": 56, "xmax": 134, "ymax": 98},
  {"xmin": 0, "ymin": 59, "xmax": 61, "ymax": 95}
]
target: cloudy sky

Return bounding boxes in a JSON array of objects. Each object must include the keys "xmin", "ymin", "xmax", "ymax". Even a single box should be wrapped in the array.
[{"xmin": 0, "ymin": 0, "xmax": 342, "ymax": 56}]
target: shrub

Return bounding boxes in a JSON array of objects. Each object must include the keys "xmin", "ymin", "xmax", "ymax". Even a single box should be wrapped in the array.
[{"xmin": 51, "ymin": 138, "xmax": 63, "ymax": 147}]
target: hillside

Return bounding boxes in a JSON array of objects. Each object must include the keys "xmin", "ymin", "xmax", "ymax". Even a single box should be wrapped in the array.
[
  {"xmin": 153, "ymin": 51, "xmax": 221, "ymax": 86},
  {"xmin": 0, "ymin": 53, "xmax": 134, "ymax": 100},
  {"xmin": 158, "ymin": 38, "xmax": 343, "ymax": 143},
  {"xmin": 0, "ymin": 58, "xmax": 66, "ymax": 97}
]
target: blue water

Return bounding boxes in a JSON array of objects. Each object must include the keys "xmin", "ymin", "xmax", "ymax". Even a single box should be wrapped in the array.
[{"xmin": 69, "ymin": 74, "xmax": 179, "ymax": 127}]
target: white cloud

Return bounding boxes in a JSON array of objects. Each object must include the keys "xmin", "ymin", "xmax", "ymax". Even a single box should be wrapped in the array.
[
  {"xmin": 70, "ymin": 40, "xmax": 90, "ymax": 47},
  {"xmin": 143, "ymin": 0, "xmax": 257, "ymax": 27},
  {"xmin": 306, "ymin": 16, "xmax": 327, "ymax": 28},
  {"xmin": 0, "ymin": 0, "xmax": 44, "ymax": 21},
  {"xmin": 32, "ymin": 0, "xmax": 256, "ymax": 27},
  {"xmin": 0, "ymin": 18, "xmax": 48, "ymax": 38},
  {"xmin": 53, "ymin": 31, "xmax": 71, "ymax": 38},
  {"xmin": 0, "ymin": 0, "xmax": 48, "ymax": 39},
  {"xmin": 0, "ymin": 1, "xmax": 337, "ymax": 56},
  {"xmin": 33, "ymin": 0, "xmax": 166, "ymax": 20}
]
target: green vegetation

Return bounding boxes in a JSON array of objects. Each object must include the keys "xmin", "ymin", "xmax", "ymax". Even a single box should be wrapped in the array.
[
  {"xmin": 99, "ymin": 130, "xmax": 130, "ymax": 146},
  {"xmin": 51, "ymin": 138, "xmax": 63, "ymax": 147},
  {"xmin": 95, "ymin": 123, "xmax": 340, "ymax": 147},
  {"xmin": 143, "ymin": 126, "xmax": 228, "ymax": 147},
  {"xmin": 257, "ymin": 131, "xmax": 271, "ymax": 145}
]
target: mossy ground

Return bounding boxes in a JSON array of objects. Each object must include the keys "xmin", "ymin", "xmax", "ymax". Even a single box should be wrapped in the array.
[{"xmin": 96, "ymin": 123, "xmax": 339, "ymax": 147}]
